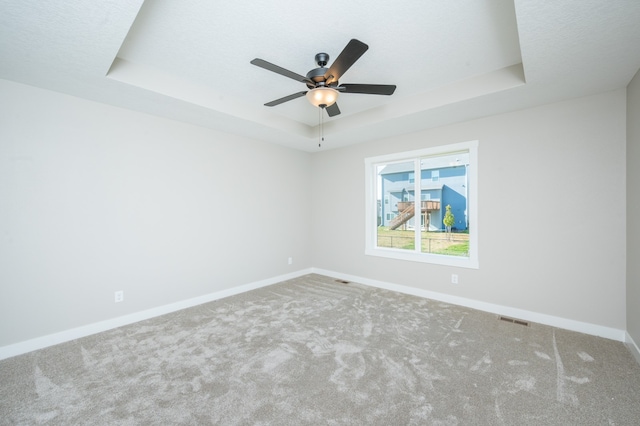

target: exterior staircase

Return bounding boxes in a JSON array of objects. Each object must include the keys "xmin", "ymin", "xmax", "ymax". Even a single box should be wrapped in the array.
[
  {"xmin": 389, "ymin": 204, "xmax": 415, "ymax": 230},
  {"xmin": 388, "ymin": 200, "xmax": 441, "ymax": 231}
]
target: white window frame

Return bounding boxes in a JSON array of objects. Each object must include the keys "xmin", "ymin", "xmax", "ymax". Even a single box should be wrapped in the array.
[{"xmin": 365, "ymin": 140, "xmax": 479, "ymax": 269}]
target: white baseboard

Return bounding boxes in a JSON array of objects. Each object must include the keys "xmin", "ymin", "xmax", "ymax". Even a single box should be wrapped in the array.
[
  {"xmin": 312, "ymin": 268, "xmax": 627, "ymax": 343},
  {"xmin": 626, "ymin": 332, "xmax": 640, "ymax": 365},
  {"xmin": 0, "ymin": 268, "xmax": 313, "ymax": 361},
  {"xmin": 1, "ymin": 267, "xmax": 631, "ymax": 361}
]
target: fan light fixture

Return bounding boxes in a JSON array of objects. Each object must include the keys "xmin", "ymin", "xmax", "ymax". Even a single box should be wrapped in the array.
[{"xmin": 306, "ymin": 87, "xmax": 339, "ymax": 108}]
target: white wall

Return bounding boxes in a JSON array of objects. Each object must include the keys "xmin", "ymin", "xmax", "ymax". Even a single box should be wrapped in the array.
[
  {"xmin": 311, "ymin": 90, "xmax": 627, "ymax": 330},
  {"xmin": 628, "ymin": 69, "xmax": 640, "ymax": 346},
  {"xmin": 0, "ymin": 80, "xmax": 312, "ymax": 347},
  {"xmin": 0, "ymin": 78, "xmax": 632, "ymax": 351}
]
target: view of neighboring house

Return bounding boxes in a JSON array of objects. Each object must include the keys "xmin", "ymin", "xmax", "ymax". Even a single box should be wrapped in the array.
[{"xmin": 379, "ymin": 154, "xmax": 469, "ymax": 232}]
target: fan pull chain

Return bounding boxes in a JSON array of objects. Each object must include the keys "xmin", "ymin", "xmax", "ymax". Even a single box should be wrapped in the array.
[{"xmin": 318, "ymin": 107, "xmax": 324, "ymax": 148}]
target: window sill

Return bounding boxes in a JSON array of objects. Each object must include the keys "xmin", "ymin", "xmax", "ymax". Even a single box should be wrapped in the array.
[{"xmin": 365, "ymin": 247, "xmax": 479, "ymax": 269}]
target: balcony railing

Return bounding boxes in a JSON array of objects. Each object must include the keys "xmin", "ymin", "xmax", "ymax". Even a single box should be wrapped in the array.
[{"xmin": 397, "ymin": 201, "xmax": 440, "ymax": 212}]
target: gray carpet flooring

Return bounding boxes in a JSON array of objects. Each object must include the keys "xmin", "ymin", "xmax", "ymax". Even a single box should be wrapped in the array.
[{"xmin": 1, "ymin": 274, "xmax": 640, "ymax": 425}]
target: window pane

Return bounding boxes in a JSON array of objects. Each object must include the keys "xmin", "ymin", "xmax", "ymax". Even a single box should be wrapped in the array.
[
  {"xmin": 376, "ymin": 161, "xmax": 416, "ymax": 251},
  {"xmin": 420, "ymin": 153, "xmax": 469, "ymax": 257}
]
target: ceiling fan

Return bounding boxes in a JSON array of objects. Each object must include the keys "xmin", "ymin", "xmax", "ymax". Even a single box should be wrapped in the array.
[{"xmin": 250, "ymin": 39, "xmax": 396, "ymax": 117}]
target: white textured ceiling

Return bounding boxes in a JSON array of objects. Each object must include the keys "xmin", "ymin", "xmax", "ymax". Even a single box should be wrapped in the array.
[{"xmin": 1, "ymin": 1, "xmax": 640, "ymax": 151}]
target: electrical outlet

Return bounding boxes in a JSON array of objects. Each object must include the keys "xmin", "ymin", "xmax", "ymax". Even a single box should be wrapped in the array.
[
  {"xmin": 114, "ymin": 290, "xmax": 124, "ymax": 303},
  {"xmin": 451, "ymin": 274, "xmax": 458, "ymax": 284},
  {"xmin": 288, "ymin": 257, "xmax": 293, "ymax": 265}
]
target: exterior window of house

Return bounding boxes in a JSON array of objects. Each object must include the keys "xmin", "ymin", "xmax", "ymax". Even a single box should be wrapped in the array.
[{"xmin": 365, "ymin": 141, "xmax": 478, "ymax": 269}]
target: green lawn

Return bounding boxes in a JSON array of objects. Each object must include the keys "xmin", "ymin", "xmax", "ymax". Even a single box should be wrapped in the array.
[{"xmin": 377, "ymin": 227, "xmax": 469, "ymax": 257}]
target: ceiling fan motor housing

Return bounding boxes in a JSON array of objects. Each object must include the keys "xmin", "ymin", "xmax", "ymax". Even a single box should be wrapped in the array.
[
  {"xmin": 306, "ymin": 67, "xmax": 332, "ymax": 88},
  {"xmin": 306, "ymin": 53, "xmax": 334, "ymax": 88}
]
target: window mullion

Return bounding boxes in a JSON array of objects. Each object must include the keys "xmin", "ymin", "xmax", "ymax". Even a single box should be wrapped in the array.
[{"xmin": 414, "ymin": 158, "xmax": 421, "ymax": 253}]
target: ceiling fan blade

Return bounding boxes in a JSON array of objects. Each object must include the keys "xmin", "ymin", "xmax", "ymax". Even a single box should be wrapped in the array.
[
  {"xmin": 326, "ymin": 103, "xmax": 341, "ymax": 117},
  {"xmin": 324, "ymin": 39, "xmax": 369, "ymax": 85},
  {"xmin": 264, "ymin": 91, "xmax": 307, "ymax": 107},
  {"xmin": 339, "ymin": 84, "xmax": 396, "ymax": 95},
  {"xmin": 251, "ymin": 58, "xmax": 312, "ymax": 84}
]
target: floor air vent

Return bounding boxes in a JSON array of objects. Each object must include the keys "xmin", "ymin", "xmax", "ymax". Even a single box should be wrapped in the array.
[
  {"xmin": 335, "ymin": 279, "xmax": 350, "ymax": 284},
  {"xmin": 499, "ymin": 316, "xmax": 530, "ymax": 327}
]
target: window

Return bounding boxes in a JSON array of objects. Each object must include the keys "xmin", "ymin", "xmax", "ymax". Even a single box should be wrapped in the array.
[{"xmin": 365, "ymin": 141, "xmax": 478, "ymax": 269}]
